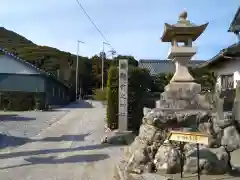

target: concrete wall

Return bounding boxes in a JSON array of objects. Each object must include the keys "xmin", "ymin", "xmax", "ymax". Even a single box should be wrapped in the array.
[
  {"xmin": 44, "ymin": 78, "xmax": 69, "ymax": 106},
  {"xmin": 212, "ymin": 58, "xmax": 240, "ymax": 89}
]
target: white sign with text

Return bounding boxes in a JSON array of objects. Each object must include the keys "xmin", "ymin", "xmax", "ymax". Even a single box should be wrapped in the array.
[{"xmin": 118, "ymin": 59, "xmax": 128, "ymax": 131}]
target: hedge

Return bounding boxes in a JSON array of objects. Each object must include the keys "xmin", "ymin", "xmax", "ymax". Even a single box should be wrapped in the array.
[
  {"xmin": 106, "ymin": 65, "xmax": 152, "ymax": 132},
  {"xmin": 106, "ymin": 66, "xmax": 119, "ymax": 129},
  {"xmin": 0, "ymin": 91, "xmax": 46, "ymax": 111}
]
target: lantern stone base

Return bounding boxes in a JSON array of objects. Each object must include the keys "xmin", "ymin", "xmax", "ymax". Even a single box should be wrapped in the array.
[{"xmin": 156, "ymin": 82, "xmax": 203, "ymax": 109}]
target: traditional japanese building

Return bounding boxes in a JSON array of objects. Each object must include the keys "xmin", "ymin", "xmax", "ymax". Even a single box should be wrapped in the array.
[
  {"xmin": 228, "ymin": 6, "xmax": 240, "ymax": 42},
  {"xmin": 201, "ymin": 6, "xmax": 240, "ymax": 91},
  {"xmin": 138, "ymin": 60, "xmax": 204, "ymax": 76}
]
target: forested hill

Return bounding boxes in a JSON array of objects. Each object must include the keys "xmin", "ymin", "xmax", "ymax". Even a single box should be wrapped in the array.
[
  {"xmin": 0, "ymin": 27, "xmax": 85, "ymax": 79},
  {"xmin": 0, "ymin": 27, "xmax": 138, "ymax": 95},
  {"xmin": 0, "ymin": 27, "xmax": 216, "ymax": 99}
]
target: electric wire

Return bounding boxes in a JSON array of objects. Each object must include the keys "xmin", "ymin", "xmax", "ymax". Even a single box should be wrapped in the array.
[{"xmin": 75, "ymin": 0, "xmax": 115, "ymax": 51}]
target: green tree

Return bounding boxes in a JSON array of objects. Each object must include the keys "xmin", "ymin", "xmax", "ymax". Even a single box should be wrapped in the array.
[
  {"xmin": 112, "ymin": 55, "xmax": 138, "ymax": 67},
  {"xmin": 151, "ymin": 73, "xmax": 173, "ymax": 92},
  {"xmin": 189, "ymin": 67, "xmax": 216, "ymax": 93}
]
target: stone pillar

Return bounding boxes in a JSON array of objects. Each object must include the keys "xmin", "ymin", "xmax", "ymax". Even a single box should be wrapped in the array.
[{"xmin": 118, "ymin": 59, "xmax": 128, "ymax": 131}]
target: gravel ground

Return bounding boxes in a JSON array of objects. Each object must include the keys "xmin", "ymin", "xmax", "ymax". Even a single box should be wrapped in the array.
[
  {"xmin": 0, "ymin": 100, "xmax": 125, "ymax": 180},
  {"xmin": 0, "ymin": 107, "xmax": 70, "ymax": 138}
]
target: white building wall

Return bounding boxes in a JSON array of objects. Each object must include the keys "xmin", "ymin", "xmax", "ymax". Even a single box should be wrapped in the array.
[{"xmin": 213, "ymin": 58, "xmax": 240, "ymax": 89}]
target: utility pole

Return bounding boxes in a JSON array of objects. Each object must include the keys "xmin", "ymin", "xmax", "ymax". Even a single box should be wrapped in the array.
[
  {"xmin": 76, "ymin": 40, "xmax": 85, "ymax": 100},
  {"xmin": 101, "ymin": 42, "xmax": 109, "ymax": 90}
]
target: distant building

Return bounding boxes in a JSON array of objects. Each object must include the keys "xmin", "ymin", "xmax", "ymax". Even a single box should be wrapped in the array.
[
  {"xmin": 0, "ymin": 48, "xmax": 70, "ymax": 110},
  {"xmin": 138, "ymin": 59, "xmax": 205, "ymax": 76}
]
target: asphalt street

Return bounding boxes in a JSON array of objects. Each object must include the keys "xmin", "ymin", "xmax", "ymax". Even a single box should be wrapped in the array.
[{"xmin": 0, "ymin": 101, "xmax": 125, "ymax": 180}]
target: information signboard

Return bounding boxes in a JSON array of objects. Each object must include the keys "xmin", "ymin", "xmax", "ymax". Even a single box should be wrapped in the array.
[{"xmin": 168, "ymin": 131, "xmax": 209, "ymax": 145}]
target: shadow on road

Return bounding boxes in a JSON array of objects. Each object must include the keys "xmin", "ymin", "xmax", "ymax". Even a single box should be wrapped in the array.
[
  {"xmin": 0, "ymin": 143, "xmax": 120, "ymax": 160},
  {"xmin": 0, "ymin": 153, "xmax": 109, "ymax": 170},
  {"xmin": 0, "ymin": 133, "xmax": 90, "ymax": 149},
  {"xmin": 68, "ymin": 101, "xmax": 93, "ymax": 109},
  {"xmin": 39, "ymin": 101, "xmax": 93, "ymax": 112},
  {"xmin": 27, "ymin": 153, "xmax": 109, "ymax": 164},
  {"xmin": 40, "ymin": 133, "xmax": 90, "ymax": 142},
  {"xmin": 0, "ymin": 135, "xmax": 29, "ymax": 148},
  {"xmin": 0, "ymin": 114, "xmax": 36, "ymax": 121}
]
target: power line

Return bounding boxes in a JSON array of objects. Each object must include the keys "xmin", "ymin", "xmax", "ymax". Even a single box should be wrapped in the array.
[{"xmin": 75, "ymin": 0, "xmax": 115, "ymax": 51}]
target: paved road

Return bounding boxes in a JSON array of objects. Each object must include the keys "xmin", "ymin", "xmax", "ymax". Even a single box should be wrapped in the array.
[{"xmin": 0, "ymin": 100, "xmax": 125, "ymax": 180}]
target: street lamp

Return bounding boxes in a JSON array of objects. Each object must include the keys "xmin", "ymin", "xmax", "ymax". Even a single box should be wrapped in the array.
[
  {"xmin": 76, "ymin": 40, "xmax": 85, "ymax": 100},
  {"xmin": 101, "ymin": 42, "xmax": 110, "ymax": 90}
]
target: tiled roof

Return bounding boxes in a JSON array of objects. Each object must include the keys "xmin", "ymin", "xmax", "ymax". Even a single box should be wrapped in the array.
[
  {"xmin": 228, "ymin": 6, "xmax": 240, "ymax": 32},
  {"xmin": 199, "ymin": 43, "xmax": 240, "ymax": 68},
  {"xmin": 0, "ymin": 48, "xmax": 69, "ymax": 88},
  {"xmin": 138, "ymin": 59, "xmax": 205, "ymax": 76}
]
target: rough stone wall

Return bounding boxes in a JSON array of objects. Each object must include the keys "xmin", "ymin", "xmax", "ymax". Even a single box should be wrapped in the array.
[{"xmin": 123, "ymin": 85, "xmax": 240, "ymax": 175}]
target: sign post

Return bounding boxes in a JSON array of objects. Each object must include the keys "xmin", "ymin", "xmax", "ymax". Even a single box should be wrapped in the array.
[
  {"xmin": 168, "ymin": 130, "xmax": 209, "ymax": 180},
  {"xmin": 118, "ymin": 59, "xmax": 128, "ymax": 131},
  {"xmin": 179, "ymin": 142, "xmax": 184, "ymax": 178}
]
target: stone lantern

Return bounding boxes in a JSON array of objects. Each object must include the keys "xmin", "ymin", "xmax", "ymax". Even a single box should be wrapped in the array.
[
  {"xmin": 161, "ymin": 11, "xmax": 208, "ymax": 83},
  {"xmin": 156, "ymin": 11, "xmax": 209, "ymax": 108}
]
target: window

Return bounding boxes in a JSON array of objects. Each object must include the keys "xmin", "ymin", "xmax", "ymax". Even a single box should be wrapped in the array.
[{"xmin": 221, "ymin": 74, "xmax": 234, "ymax": 90}]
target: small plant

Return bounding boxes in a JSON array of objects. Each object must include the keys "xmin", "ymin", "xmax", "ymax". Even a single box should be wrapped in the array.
[
  {"xmin": 34, "ymin": 94, "xmax": 42, "ymax": 110},
  {"xmin": 93, "ymin": 88, "xmax": 107, "ymax": 102},
  {"xmin": 7, "ymin": 99, "xmax": 12, "ymax": 111}
]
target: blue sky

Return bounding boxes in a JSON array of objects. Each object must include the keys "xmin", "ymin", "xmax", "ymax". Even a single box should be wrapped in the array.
[{"xmin": 1, "ymin": 0, "xmax": 239, "ymax": 60}]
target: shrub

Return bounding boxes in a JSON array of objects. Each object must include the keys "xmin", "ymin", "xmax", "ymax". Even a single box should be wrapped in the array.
[
  {"xmin": 93, "ymin": 88, "xmax": 107, "ymax": 101},
  {"xmin": 106, "ymin": 65, "xmax": 152, "ymax": 132},
  {"xmin": 34, "ymin": 94, "xmax": 43, "ymax": 110},
  {"xmin": 0, "ymin": 91, "xmax": 45, "ymax": 111}
]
